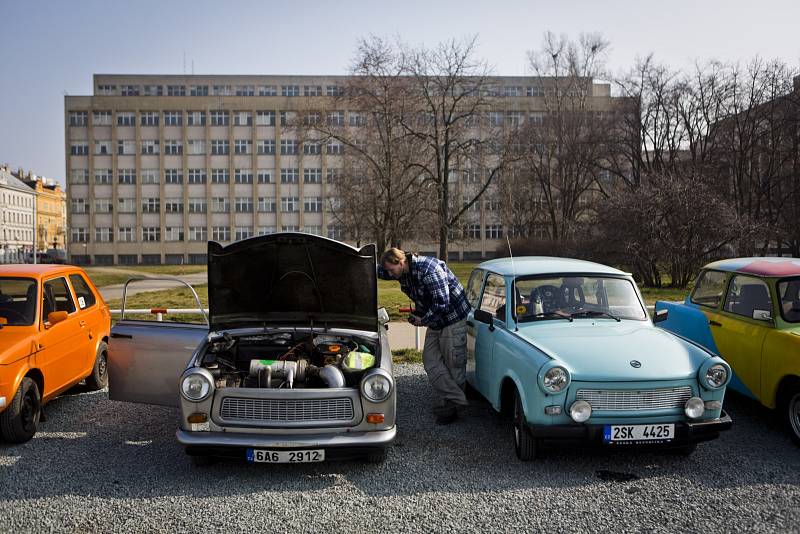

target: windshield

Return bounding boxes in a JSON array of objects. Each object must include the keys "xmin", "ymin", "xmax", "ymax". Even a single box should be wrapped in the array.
[
  {"xmin": 778, "ymin": 277, "xmax": 800, "ymax": 323},
  {"xmin": 514, "ymin": 276, "xmax": 647, "ymax": 322},
  {"xmin": 0, "ymin": 277, "xmax": 37, "ymax": 326}
]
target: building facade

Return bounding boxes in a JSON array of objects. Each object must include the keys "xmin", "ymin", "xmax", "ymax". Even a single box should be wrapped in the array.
[
  {"xmin": 65, "ymin": 74, "xmax": 622, "ymax": 265},
  {"xmin": 20, "ymin": 174, "xmax": 67, "ymax": 253},
  {"xmin": 0, "ymin": 166, "xmax": 36, "ymax": 263}
]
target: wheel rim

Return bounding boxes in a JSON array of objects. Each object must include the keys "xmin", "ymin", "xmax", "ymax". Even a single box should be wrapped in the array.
[
  {"xmin": 21, "ymin": 389, "xmax": 39, "ymax": 433},
  {"xmin": 789, "ymin": 393, "xmax": 800, "ymax": 439},
  {"xmin": 98, "ymin": 352, "xmax": 108, "ymax": 379},
  {"xmin": 513, "ymin": 396, "xmax": 521, "ymax": 448}
]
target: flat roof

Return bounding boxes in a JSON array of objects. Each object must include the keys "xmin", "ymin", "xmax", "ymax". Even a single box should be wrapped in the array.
[
  {"xmin": 704, "ymin": 257, "xmax": 800, "ymax": 277},
  {"xmin": 477, "ymin": 256, "xmax": 628, "ymax": 277}
]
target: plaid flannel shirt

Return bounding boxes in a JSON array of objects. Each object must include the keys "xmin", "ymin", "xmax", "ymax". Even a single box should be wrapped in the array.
[{"xmin": 377, "ymin": 254, "xmax": 470, "ymax": 330}]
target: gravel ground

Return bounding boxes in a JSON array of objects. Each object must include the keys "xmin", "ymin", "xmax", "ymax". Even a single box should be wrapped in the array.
[{"xmin": 0, "ymin": 364, "xmax": 798, "ymax": 533}]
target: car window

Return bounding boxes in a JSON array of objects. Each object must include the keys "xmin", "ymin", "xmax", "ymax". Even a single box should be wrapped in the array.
[
  {"xmin": 723, "ymin": 275, "xmax": 772, "ymax": 320},
  {"xmin": 69, "ymin": 274, "xmax": 97, "ymax": 310},
  {"xmin": 42, "ymin": 277, "xmax": 77, "ymax": 319},
  {"xmin": 777, "ymin": 277, "xmax": 800, "ymax": 323},
  {"xmin": 479, "ymin": 274, "xmax": 506, "ymax": 321},
  {"xmin": 465, "ymin": 269, "xmax": 484, "ymax": 308},
  {"xmin": 0, "ymin": 277, "xmax": 37, "ymax": 326},
  {"xmin": 690, "ymin": 270, "xmax": 727, "ymax": 308}
]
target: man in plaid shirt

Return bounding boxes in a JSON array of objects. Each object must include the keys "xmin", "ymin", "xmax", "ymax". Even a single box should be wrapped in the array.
[{"xmin": 378, "ymin": 248, "xmax": 470, "ymax": 424}]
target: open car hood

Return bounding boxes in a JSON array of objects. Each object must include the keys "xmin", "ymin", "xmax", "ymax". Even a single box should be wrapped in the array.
[{"xmin": 208, "ymin": 233, "xmax": 378, "ymax": 332}]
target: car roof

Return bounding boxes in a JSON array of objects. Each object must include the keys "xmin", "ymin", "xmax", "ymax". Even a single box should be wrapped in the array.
[
  {"xmin": 703, "ymin": 257, "xmax": 800, "ymax": 278},
  {"xmin": 0, "ymin": 264, "xmax": 82, "ymax": 279},
  {"xmin": 477, "ymin": 256, "xmax": 629, "ymax": 277}
]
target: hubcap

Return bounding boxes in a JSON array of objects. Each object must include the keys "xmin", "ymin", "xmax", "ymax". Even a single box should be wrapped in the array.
[
  {"xmin": 513, "ymin": 398, "xmax": 521, "ymax": 446},
  {"xmin": 98, "ymin": 353, "xmax": 108, "ymax": 378},
  {"xmin": 790, "ymin": 393, "xmax": 800, "ymax": 439},
  {"xmin": 21, "ymin": 390, "xmax": 38, "ymax": 433}
]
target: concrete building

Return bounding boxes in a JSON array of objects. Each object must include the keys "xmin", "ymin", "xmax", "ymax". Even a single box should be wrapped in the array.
[
  {"xmin": 65, "ymin": 74, "xmax": 623, "ymax": 265},
  {"xmin": 0, "ymin": 165, "xmax": 36, "ymax": 263}
]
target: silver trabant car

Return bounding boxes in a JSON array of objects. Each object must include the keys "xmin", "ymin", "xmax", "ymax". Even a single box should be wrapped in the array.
[{"xmin": 108, "ymin": 233, "xmax": 396, "ymax": 465}]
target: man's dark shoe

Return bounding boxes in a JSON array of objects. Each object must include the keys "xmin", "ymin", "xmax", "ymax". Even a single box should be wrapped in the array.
[{"xmin": 433, "ymin": 404, "xmax": 459, "ymax": 425}]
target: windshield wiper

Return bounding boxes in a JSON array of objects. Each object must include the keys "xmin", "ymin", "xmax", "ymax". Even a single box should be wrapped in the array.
[
  {"xmin": 570, "ymin": 310, "xmax": 621, "ymax": 322},
  {"xmin": 525, "ymin": 311, "xmax": 573, "ymax": 322}
]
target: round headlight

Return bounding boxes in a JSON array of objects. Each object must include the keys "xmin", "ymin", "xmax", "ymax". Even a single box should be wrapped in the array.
[
  {"xmin": 705, "ymin": 364, "xmax": 728, "ymax": 389},
  {"xmin": 362, "ymin": 373, "xmax": 392, "ymax": 402},
  {"xmin": 543, "ymin": 366, "xmax": 569, "ymax": 393},
  {"xmin": 685, "ymin": 396, "xmax": 705, "ymax": 419},
  {"xmin": 569, "ymin": 400, "xmax": 592, "ymax": 423},
  {"xmin": 181, "ymin": 373, "xmax": 212, "ymax": 402}
]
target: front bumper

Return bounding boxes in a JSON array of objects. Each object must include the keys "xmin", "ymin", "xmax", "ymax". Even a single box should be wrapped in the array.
[
  {"xmin": 527, "ymin": 411, "xmax": 732, "ymax": 447},
  {"xmin": 177, "ymin": 426, "xmax": 396, "ymax": 461}
]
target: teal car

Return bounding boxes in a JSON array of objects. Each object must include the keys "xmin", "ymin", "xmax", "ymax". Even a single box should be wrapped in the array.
[{"xmin": 465, "ymin": 257, "xmax": 733, "ymax": 460}]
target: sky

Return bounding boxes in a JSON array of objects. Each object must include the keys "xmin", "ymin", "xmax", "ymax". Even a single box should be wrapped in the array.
[{"xmin": 1, "ymin": 0, "xmax": 798, "ymax": 186}]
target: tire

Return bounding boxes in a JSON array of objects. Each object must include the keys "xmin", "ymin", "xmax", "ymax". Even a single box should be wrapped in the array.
[
  {"xmin": 785, "ymin": 385, "xmax": 800, "ymax": 447},
  {"xmin": 0, "ymin": 377, "xmax": 42, "ymax": 443},
  {"xmin": 512, "ymin": 388, "xmax": 538, "ymax": 461},
  {"xmin": 365, "ymin": 448, "xmax": 387, "ymax": 464},
  {"xmin": 85, "ymin": 341, "xmax": 109, "ymax": 391}
]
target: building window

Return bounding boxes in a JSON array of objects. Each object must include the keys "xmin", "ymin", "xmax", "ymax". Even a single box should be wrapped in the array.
[
  {"xmin": 484, "ymin": 199, "xmax": 500, "ymax": 211},
  {"xmin": 303, "ymin": 141, "xmax": 321, "ymax": 155},
  {"xmin": 117, "ymin": 140, "xmax": 136, "ymax": 155},
  {"xmin": 256, "ymin": 111, "xmax": 275, "ymax": 126},
  {"xmin": 164, "ymin": 111, "xmax": 183, "ymax": 125},
  {"xmin": 463, "ymin": 168, "xmax": 481, "ymax": 184},
  {"xmin": 212, "ymin": 85, "xmax": 233, "ymax": 96},
  {"xmin": 141, "ymin": 169, "xmax": 160, "ymax": 184},
  {"xmin": 71, "ymin": 228, "xmax": 89, "ymax": 242},
  {"xmin": 506, "ymin": 111, "xmax": 524, "ymax": 126},
  {"xmin": 94, "ymin": 141, "xmax": 111, "ymax": 155},
  {"xmin": 118, "ymin": 198, "xmax": 136, "ymax": 213},
  {"xmin": 258, "ymin": 85, "xmax": 277, "ymax": 96},
  {"xmin": 303, "ymin": 225, "xmax": 322, "ymax": 236},
  {"xmin": 212, "ymin": 197, "xmax": 229, "ymax": 213},
  {"xmin": 327, "ymin": 225, "xmax": 343, "ymax": 240},
  {"xmin": 164, "ymin": 140, "xmax": 183, "ymax": 155},
  {"xmin": 188, "ymin": 169, "xmax": 206, "ymax": 184},
  {"xmin": 164, "ymin": 227, "xmax": 184, "ymax": 242},
  {"xmin": 140, "ymin": 112, "xmax": 159, "ymax": 126},
  {"xmin": 164, "ymin": 198, "xmax": 183, "ymax": 213},
  {"xmin": 304, "ymin": 85, "xmax": 322, "ymax": 97},
  {"xmin": 235, "ymin": 226, "xmax": 252, "ymax": 240},
  {"xmin": 143, "ymin": 85, "xmax": 162, "ymax": 96},
  {"xmin": 189, "ymin": 226, "xmax": 208, "ymax": 241},
  {"xmin": 280, "ymin": 196, "xmax": 299, "ymax": 212},
  {"xmin": 70, "ymin": 142, "xmax": 89, "ymax": 156},
  {"xmin": 257, "ymin": 139, "xmax": 275, "ymax": 155},
  {"xmin": 117, "ymin": 169, "xmax": 136, "ymax": 185},
  {"xmin": 70, "ymin": 199, "xmax": 87, "ymax": 214},
  {"xmin": 95, "ymin": 227, "xmax": 113, "ymax": 242},
  {"xmin": 349, "ymin": 112, "xmax": 366, "ymax": 127},
  {"xmin": 526, "ymin": 86, "xmax": 545, "ymax": 97},
  {"xmin": 211, "ymin": 140, "xmax": 229, "ymax": 155},
  {"xmin": 281, "ymin": 225, "xmax": 300, "ymax": 232},
  {"xmin": 142, "ymin": 197, "xmax": 160, "ymax": 213},
  {"xmin": 141, "ymin": 140, "xmax": 160, "ymax": 155},
  {"xmin": 326, "ymin": 140, "xmax": 342, "ymax": 155},
  {"xmin": 489, "ymin": 112, "xmax": 504, "ymax": 127},
  {"xmin": 187, "ymin": 139, "xmax": 205, "ymax": 155},
  {"xmin": 325, "ymin": 85, "xmax": 342, "ymax": 97},
  {"xmin": 281, "ymin": 85, "xmax": 300, "ymax": 97},
  {"xmin": 121, "ymin": 85, "xmax": 140, "ymax": 96},
  {"xmin": 304, "ymin": 197, "xmax": 322, "ymax": 212},
  {"xmin": 187, "ymin": 111, "xmax": 206, "ymax": 126},
  {"xmin": 94, "ymin": 169, "xmax": 112, "ymax": 185},
  {"xmin": 303, "ymin": 168, "xmax": 322, "ymax": 184},
  {"xmin": 485, "ymin": 224, "xmax": 503, "ymax": 239},
  {"xmin": 234, "ymin": 169, "xmax": 253, "ymax": 184},
  {"xmin": 92, "ymin": 111, "xmax": 112, "ymax": 126},
  {"xmin": 235, "ymin": 197, "xmax": 253, "ymax": 213},
  {"xmin": 118, "ymin": 227, "xmax": 135, "ymax": 242},
  {"xmin": 235, "ymin": 85, "xmax": 255, "ymax": 96},
  {"xmin": 117, "ymin": 112, "xmax": 135, "ymax": 126},
  {"xmin": 303, "ymin": 112, "xmax": 322, "ymax": 126},
  {"xmin": 97, "ymin": 85, "xmax": 116, "ymax": 96},
  {"xmin": 167, "ymin": 85, "xmax": 186, "ymax": 96},
  {"xmin": 327, "ymin": 111, "xmax": 344, "ymax": 126},
  {"xmin": 326, "ymin": 168, "xmax": 341, "ymax": 183},
  {"xmin": 234, "ymin": 139, "xmax": 252, "ymax": 155},
  {"xmin": 70, "ymin": 169, "xmax": 88, "ymax": 184},
  {"xmin": 210, "ymin": 111, "xmax": 229, "ymax": 126},
  {"xmin": 188, "ymin": 198, "xmax": 207, "ymax": 213},
  {"xmin": 257, "ymin": 169, "xmax": 272, "ymax": 184},
  {"xmin": 258, "ymin": 226, "xmax": 276, "ymax": 236},
  {"xmin": 211, "ymin": 169, "xmax": 229, "ymax": 184},
  {"xmin": 212, "ymin": 226, "xmax": 230, "ymax": 241},
  {"xmin": 142, "ymin": 227, "xmax": 160, "ymax": 242},
  {"xmin": 280, "ymin": 168, "xmax": 299, "ymax": 184},
  {"xmin": 190, "ymin": 85, "xmax": 208, "ymax": 97},
  {"xmin": 466, "ymin": 224, "xmax": 481, "ymax": 239},
  {"xmin": 280, "ymin": 140, "xmax": 298, "ymax": 155},
  {"xmin": 257, "ymin": 197, "xmax": 275, "ymax": 212},
  {"xmin": 233, "ymin": 112, "xmax": 252, "ymax": 126}
]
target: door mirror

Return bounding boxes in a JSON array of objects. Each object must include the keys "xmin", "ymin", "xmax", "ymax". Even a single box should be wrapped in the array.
[
  {"xmin": 0, "ymin": 317, "xmax": 7, "ymax": 326},
  {"xmin": 752, "ymin": 309, "xmax": 772, "ymax": 322},
  {"xmin": 377, "ymin": 307, "xmax": 390, "ymax": 325},
  {"xmin": 47, "ymin": 311, "xmax": 68, "ymax": 325},
  {"xmin": 653, "ymin": 309, "xmax": 669, "ymax": 323},
  {"xmin": 473, "ymin": 309, "xmax": 495, "ymax": 331}
]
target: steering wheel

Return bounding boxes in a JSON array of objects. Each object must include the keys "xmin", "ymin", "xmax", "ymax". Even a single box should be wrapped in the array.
[{"xmin": 0, "ymin": 308, "xmax": 29, "ymax": 323}]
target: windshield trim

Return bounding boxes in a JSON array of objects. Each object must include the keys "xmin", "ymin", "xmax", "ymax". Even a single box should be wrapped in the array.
[
  {"xmin": 0, "ymin": 276, "xmax": 38, "ymax": 327},
  {"xmin": 777, "ymin": 276, "xmax": 800, "ymax": 324}
]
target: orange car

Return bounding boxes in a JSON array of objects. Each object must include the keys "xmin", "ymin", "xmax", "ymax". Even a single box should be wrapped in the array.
[{"xmin": 0, "ymin": 265, "xmax": 111, "ymax": 443}]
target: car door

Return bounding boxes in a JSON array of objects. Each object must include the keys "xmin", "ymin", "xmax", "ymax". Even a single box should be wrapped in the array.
[
  {"xmin": 68, "ymin": 272, "xmax": 108, "ymax": 373},
  {"xmin": 108, "ymin": 279, "xmax": 208, "ymax": 407},
  {"xmin": 465, "ymin": 269, "xmax": 485, "ymax": 384},
  {"xmin": 714, "ymin": 274, "xmax": 772, "ymax": 401},
  {"xmin": 470, "ymin": 273, "xmax": 507, "ymax": 397},
  {"xmin": 35, "ymin": 275, "xmax": 90, "ymax": 396}
]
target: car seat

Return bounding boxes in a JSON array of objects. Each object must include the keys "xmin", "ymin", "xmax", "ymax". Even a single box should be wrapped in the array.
[
  {"xmin": 733, "ymin": 284, "xmax": 770, "ymax": 318},
  {"xmin": 529, "ymin": 285, "xmax": 565, "ymax": 314}
]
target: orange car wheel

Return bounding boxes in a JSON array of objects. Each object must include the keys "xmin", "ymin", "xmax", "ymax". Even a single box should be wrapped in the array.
[
  {"xmin": 85, "ymin": 341, "xmax": 109, "ymax": 391},
  {"xmin": 0, "ymin": 377, "xmax": 41, "ymax": 443}
]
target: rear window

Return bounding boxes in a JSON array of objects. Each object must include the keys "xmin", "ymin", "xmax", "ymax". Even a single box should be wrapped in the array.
[
  {"xmin": 778, "ymin": 278, "xmax": 800, "ymax": 323},
  {"xmin": 69, "ymin": 274, "xmax": 97, "ymax": 310},
  {"xmin": 690, "ymin": 270, "xmax": 727, "ymax": 308}
]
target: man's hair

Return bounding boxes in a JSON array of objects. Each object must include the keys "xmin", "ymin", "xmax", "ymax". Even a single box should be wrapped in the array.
[{"xmin": 380, "ymin": 247, "xmax": 406, "ymax": 266}]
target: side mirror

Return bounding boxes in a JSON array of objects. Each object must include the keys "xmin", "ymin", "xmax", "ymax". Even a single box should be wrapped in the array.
[
  {"xmin": 752, "ymin": 309, "xmax": 772, "ymax": 322},
  {"xmin": 473, "ymin": 309, "xmax": 495, "ymax": 331},
  {"xmin": 653, "ymin": 309, "xmax": 669, "ymax": 323},
  {"xmin": 0, "ymin": 317, "xmax": 7, "ymax": 326},
  {"xmin": 377, "ymin": 307, "xmax": 390, "ymax": 326},
  {"xmin": 47, "ymin": 311, "xmax": 68, "ymax": 326}
]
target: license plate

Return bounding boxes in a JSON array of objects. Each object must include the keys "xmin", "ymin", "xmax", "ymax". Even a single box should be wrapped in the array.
[
  {"xmin": 603, "ymin": 424, "xmax": 674, "ymax": 443},
  {"xmin": 246, "ymin": 449, "xmax": 325, "ymax": 463}
]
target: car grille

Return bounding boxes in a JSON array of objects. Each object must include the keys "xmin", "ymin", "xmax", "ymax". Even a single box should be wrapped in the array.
[
  {"xmin": 219, "ymin": 397, "xmax": 355, "ymax": 423},
  {"xmin": 575, "ymin": 386, "xmax": 693, "ymax": 411}
]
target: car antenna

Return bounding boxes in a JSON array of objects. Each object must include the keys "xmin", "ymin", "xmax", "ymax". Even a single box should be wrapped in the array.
[{"xmin": 507, "ymin": 236, "xmax": 519, "ymax": 332}]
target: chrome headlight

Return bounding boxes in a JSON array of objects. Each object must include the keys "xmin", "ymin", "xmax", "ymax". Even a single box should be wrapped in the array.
[
  {"xmin": 361, "ymin": 371, "xmax": 392, "ymax": 402},
  {"xmin": 180, "ymin": 371, "xmax": 213, "ymax": 402},
  {"xmin": 685, "ymin": 397, "xmax": 705, "ymax": 419},
  {"xmin": 569, "ymin": 400, "xmax": 592, "ymax": 423},
  {"xmin": 704, "ymin": 364, "xmax": 728, "ymax": 389},
  {"xmin": 542, "ymin": 366, "xmax": 570, "ymax": 394}
]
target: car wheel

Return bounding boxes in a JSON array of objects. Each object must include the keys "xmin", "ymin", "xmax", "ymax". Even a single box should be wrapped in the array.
[
  {"xmin": 512, "ymin": 388, "xmax": 538, "ymax": 461},
  {"xmin": 365, "ymin": 448, "xmax": 387, "ymax": 464},
  {"xmin": 0, "ymin": 377, "xmax": 42, "ymax": 443},
  {"xmin": 85, "ymin": 341, "xmax": 109, "ymax": 391},
  {"xmin": 786, "ymin": 386, "xmax": 800, "ymax": 446}
]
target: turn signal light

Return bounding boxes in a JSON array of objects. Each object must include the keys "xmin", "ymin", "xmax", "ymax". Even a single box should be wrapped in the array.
[
  {"xmin": 366, "ymin": 413, "xmax": 385, "ymax": 424},
  {"xmin": 187, "ymin": 413, "xmax": 208, "ymax": 424}
]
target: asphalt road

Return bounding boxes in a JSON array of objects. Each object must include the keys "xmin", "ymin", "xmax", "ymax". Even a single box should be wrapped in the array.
[{"xmin": 0, "ymin": 364, "xmax": 798, "ymax": 533}]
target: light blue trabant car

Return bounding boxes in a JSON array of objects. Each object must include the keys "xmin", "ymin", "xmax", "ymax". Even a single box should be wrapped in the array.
[{"xmin": 465, "ymin": 257, "xmax": 733, "ymax": 460}]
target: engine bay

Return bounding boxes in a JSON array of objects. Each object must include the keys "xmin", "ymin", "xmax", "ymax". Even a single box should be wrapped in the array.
[{"xmin": 200, "ymin": 331, "xmax": 379, "ymax": 390}]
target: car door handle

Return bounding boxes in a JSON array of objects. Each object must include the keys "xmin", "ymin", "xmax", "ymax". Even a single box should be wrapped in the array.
[
  {"xmin": 79, "ymin": 320, "xmax": 86, "ymax": 327},
  {"xmin": 709, "ymin": 320, "xmax": 722, "ymax": 327},
  {"xmin": 111, "ymin": 333, "xmax": 133, "ymax": 339}
]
